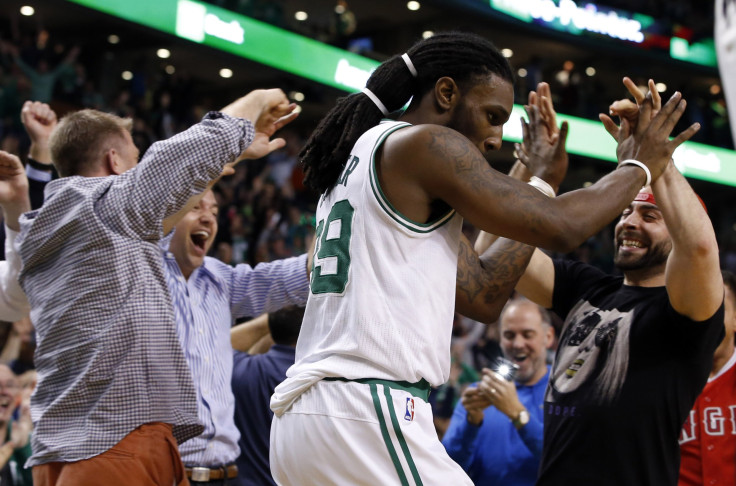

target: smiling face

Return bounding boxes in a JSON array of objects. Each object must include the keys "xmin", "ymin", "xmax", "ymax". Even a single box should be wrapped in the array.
[
  {"xmin": 446, "ymin": 73, "xmax": 514, "ymax": 157},
  {"xmin": 613, "ymin": 189, "xmax": 672, "ymax": 274},
  {"xmin": 500, "ymin": 300, "xmax": 553, "ymax": 386},
  {"xmin": 0, "ymin": 365, "xmax": 19, "ymax": 425},
  {"xmin": 170, "ymin": 190, "xmax": 219, "ymax": 280}
]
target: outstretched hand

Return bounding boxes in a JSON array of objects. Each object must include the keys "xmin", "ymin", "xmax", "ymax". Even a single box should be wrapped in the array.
[
  {"xmin": 516, "ymin": 82, "xmax": 569, "ymax": 191},
  {"xmin": 241, "ymin": 107, "xmax": 299, "ymax": 160},
  {"xmin": 600, "ymin": 77, "xmax": 699, "ymax": 183},
  {"xmin": 599, "ymin": 78, "xmax": 661, "ymax": 144},
  {"xmin": 221, "ymin": 89, "xmax": 300, "ymax": 161}
]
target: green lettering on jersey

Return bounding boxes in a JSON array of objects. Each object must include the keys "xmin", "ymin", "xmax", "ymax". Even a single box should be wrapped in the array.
[
  {"xmin": 311, "ymin": 199, "xmax": 354, "ymax": 294},
  {"xmin": 337, "ymin": 155, "xmax": 359, "ymax": 186}
]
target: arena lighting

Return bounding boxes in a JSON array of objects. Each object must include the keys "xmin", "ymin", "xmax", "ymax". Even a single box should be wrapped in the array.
[
  {"xmin": 491, "ymin": 0, "xmax": 644, "ymax": 42},
  {"xmin": 64, "ymin": 0, "xmax": 736, "ymax": 188},
  {"xmin": 20, "ymin": 6, "xmax": 35, "ymax": 16},
  {"xmin": 407, "ymin": 1, "xmax": 421, "ymax": 11},
  {"xmin": 486, "ymin": 0, "xmax": 717, "ymax": 68},
  {"xmin": 294, "ymin": 11, "xmax": 308, "ymax": 21},
  {"xmin": 107, "ymin": 34, "xmax": 120, "ymax": 44},
  {"xmin": 289, "ymin": 91, "xmax": 305, "ymax": 102},
  {"xmin": 157, "ymin": 48, "xmax": 171, "ymax": 58}
]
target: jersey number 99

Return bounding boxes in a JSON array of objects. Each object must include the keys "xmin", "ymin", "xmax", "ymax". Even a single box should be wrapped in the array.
[{"xmin": 311, "ymin": 200, "xmax": 354, "ymax": 294}]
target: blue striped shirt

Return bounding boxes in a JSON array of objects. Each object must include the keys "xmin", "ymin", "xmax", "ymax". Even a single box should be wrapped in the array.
[
  {"xmin": 18, "ymin": 112, "xmax": 254, "ymax": 466},
  {"xmin": 163, "ymin": 250, "xmax": 308, "ymax": 466}
]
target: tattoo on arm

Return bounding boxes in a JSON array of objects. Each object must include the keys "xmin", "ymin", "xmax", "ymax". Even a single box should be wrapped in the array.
[
  {"xmin": 457, "ymin": 236, "xmax": 535, "ymax": 309},
  {"xmin": 427, "ymin": 127, "xmax": 546, "ymax": 234}
]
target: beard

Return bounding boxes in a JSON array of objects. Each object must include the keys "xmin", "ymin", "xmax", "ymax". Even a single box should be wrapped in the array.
[{"xmin": 613, "ymin": 237, "xmax": 672, "ymax": 271}]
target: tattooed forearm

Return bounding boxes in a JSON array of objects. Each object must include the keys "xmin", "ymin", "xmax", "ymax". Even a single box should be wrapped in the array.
[
  {"xmin": 426, "ymin": 126, "xmax": 551, "ymax": 236},
  {"xmin": 456, "ymin": 235, "xmax": 535, "ymax": 322}
]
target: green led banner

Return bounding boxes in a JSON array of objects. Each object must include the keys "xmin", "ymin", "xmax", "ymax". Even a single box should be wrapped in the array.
[
  {"xmin": 487, "ymin": 0, "xmax": 717, "ymax": 68},
  {"xmin": 66, "ymin": 0, "xmax": 736, "ymax": 187},
  {"xmin": 67, "ymin": 0, "xmax": 377, "ymax": 92},
  {"xmin": 503, "ymin": 106, "xmax": 736, "ymax": 187}
]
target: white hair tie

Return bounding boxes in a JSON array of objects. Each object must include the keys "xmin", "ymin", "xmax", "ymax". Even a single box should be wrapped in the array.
[
  {"xmin": 362, "ymin": 88, "xmax": 389, "ymax": 116},
  {"xmin": 402, "ymin": 53, "xmax": 418, "ymax": 78}
]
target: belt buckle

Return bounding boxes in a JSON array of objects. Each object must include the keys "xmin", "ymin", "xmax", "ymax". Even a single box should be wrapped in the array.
[{"xmin": 191, "ymin": 467, "xmax": 211, "ymax": 482}]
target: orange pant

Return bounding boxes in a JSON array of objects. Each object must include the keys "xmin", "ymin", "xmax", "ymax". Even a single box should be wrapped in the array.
[{"xmin": 33, "ymin": 422, "xmax": 189, "ymax": 486}]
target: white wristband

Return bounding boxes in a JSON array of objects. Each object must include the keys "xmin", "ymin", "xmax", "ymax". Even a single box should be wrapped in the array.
[
  {"xmin": 528, "ymin": 176, "xmax": 555, "ymax": 198},
  {"xmin": 619, "ymin": 159, "xmax": 651, "ymax": 188}
]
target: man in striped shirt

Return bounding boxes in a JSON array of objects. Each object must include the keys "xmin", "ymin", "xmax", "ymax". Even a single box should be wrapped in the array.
[
  {"xmin": 163, "ymin": 188, "xmax": 310, "ymax": 484},
  {"xmin": 18, "ymin": 89, "xmax": 296, "ymax": 486}
]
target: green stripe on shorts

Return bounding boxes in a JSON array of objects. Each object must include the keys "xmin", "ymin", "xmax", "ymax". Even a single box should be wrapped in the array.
[
  {"xmin": 370, "ymin": 383, "xmax": 410, "ymax": 486},
  {"xmin": 383, "ymin": 385, "xmax": 423, "ymax": 486}
]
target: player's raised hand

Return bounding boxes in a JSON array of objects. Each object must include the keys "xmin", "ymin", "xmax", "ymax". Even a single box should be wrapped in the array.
[{"xmin": 516, "ymin": 82, "xmax": 569, "ymax": 192}]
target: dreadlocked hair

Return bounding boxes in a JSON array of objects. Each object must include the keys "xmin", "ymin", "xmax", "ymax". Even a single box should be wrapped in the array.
[{"xmin": 301, "ymin": 31, "xmax": 513, "ymax": 194}]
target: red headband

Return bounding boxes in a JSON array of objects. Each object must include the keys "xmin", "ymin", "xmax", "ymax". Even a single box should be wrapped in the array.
[
  {"xmin": 634, "ymin": 192, "xmax": 657, "ymax": 206},
  {"xmin": 633, "ymin": 191, "xmax": 707, "ymax": 213}
]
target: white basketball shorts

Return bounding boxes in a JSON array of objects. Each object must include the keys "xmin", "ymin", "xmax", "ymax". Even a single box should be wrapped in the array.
[{"xmin": 270, "ymin": 378, "xmax": 473, "ymax": 486}]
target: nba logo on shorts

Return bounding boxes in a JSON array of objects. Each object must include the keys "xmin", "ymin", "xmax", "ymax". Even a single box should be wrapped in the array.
[{"xmin": 404, "ymin": 397, "xmax": 415, "ymax": 421}]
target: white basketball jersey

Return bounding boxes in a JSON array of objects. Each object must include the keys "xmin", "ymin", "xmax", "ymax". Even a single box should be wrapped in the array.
[
  {"xmin": 716, "ymin": 0, "xmax": 736, "ymax": 144},
  {"xmin": 282, "ymin": 120, "xmax": 462, "ymax": 399}
]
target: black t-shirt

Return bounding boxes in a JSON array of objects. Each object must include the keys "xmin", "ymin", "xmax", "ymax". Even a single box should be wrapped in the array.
[{"xmin": 537, "ymin": 260, "xmax": 725, "ymax": 486}]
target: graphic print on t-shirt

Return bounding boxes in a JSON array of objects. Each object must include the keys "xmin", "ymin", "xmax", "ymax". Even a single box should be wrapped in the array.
[{"xmin": 546, "ymin": 300, "xmax": 634, "ymax": 405}]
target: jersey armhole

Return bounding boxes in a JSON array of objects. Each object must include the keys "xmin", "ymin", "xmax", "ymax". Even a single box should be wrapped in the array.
[{"xmin": 368, "ymin": 123, "xmax": 456, "ymax": 234}]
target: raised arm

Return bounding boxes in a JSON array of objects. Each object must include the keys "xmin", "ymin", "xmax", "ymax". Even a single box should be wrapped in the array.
[
  {"xmin": 21, "ymin": 100, "xmax": 57, "ymax": 165},
  {"xmin": 100, "ymin": 89, "xmax": 296, "ymax": 240},
  {"xmin": 0, "ymin": 152, "xmax": 30, "ymax": 321},
  {"xmin": 159, "ymin": 91, "xmax": 298, "ymax": 234},
  {"xmin": 604, "ymin": 80, "xmax": 721, "ymax": 319},
  {"xmin": 0, "ymin": 153, "xmax": 30, "ymax": 232},
  {"xmin": 458, "ymin": 83, "xmax": 564, "ymax": 320},
  {"xmin": 387, "ymin": 86, "xmax": 697, "ymax": 253},
  {"xmin": 656, "ymin": 163, "xmax": 722, "ymax": 320},
  {"xmin": 231, "ymin": 313, "xmax": 271, "ymax": 352}
]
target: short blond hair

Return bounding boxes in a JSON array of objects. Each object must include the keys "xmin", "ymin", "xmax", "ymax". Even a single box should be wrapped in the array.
[{"xmin": 50, "ymin": 109, "xmax": 133, "ymax": 177}]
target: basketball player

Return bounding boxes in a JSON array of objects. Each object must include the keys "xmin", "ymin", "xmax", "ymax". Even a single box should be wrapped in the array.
[{"xmin": 269, "ymin": 32, "xmax": 699, "ymax": 485}]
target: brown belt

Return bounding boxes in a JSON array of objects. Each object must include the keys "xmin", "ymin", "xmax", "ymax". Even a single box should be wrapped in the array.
[{"xmin": 185, "ymin": 464, "xmax": 238, "ymax": 482}]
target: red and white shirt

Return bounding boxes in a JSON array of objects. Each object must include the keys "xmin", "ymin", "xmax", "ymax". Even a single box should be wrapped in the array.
[{"xmin": 679, "ymin": 348, "xmax": 736, "ymax": 486}]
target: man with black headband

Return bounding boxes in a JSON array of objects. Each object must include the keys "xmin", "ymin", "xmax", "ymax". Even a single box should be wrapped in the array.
[{"xmin": 476, "ymin": 81, "xmax": 724, "ymax": 485}]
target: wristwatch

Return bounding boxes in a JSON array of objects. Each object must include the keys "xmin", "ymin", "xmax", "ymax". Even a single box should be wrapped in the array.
[{"xmin": 512, "ymin": 409, "xmax": 530, "ymax": 430}]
